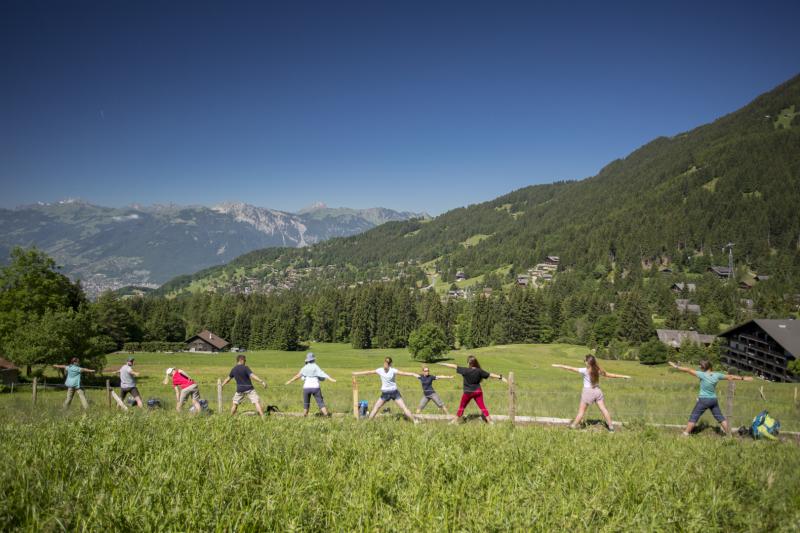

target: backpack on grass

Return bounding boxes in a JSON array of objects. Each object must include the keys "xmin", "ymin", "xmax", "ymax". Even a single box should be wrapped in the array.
[{"xmin": 750, "ymin": 410, "xmax": 780, "ymax": 440}]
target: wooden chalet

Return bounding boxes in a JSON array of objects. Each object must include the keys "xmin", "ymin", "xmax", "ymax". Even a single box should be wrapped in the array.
[
  {"xmin": 455, "ymin": 271, "xmax": 467, "ymax": 281},
  {"xmin": 656, "ymin": 329, "xmax": 716, "ymax": 349},
  {"xmin": 185, "ymin": 330, "xmax": 230, "ymax": 353},
  {"xmin": 516, "ymin": 275, "xmax": 530, "ymax": 286},
  {"xmin": 545, "ymin": 256, "xmax": 560, "ymax": 266},
  {"xmin": 708, "ymin": 266, "xmax": 733, "ymax": 278},
  {"xmin": 671, "ymin": 282, "xmax": 696, "ymax": 293},
  {"xmin": 719, "ymin": 319, "xmax": 800, "ymax": 382},
  {"xmin": 0, "ymin": 357, "xmax": 20, "ymax": 385}
]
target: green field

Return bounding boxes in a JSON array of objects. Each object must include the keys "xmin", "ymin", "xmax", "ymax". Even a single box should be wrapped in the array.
[
  {"xmin": 3, "ymin": 343, "xmax": 800, "ymax": 530},
  {"xmin": 6, "ymin": 343, "xmax": 800, "ymax": 430}
]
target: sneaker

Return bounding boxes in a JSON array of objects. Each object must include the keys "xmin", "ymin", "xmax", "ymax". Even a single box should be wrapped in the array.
[{"xmin": 681, "ymin": 432, "xmax": 691, "ymax": 437}]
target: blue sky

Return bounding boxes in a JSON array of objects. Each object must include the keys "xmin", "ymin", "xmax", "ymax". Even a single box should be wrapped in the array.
[{"xmin": 1, "ymin": 0, "xmax": 798, "ymax": 215}]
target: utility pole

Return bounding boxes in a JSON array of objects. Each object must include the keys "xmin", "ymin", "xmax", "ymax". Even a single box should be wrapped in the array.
[{"xmin": 723, "ymin": 242, "xmax": 734, "ymax": 282}]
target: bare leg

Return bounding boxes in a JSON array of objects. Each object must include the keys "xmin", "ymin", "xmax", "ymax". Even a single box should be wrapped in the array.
[
  {"xmin": 394, "ymin": 398, "xmax": 417, "ymax": 422},
  {"xmin": 571, "ymin": 402, "xmax": 589, "ymax": 428},
  {"xmin": 254, "ymin": 401, "xmax": 265, "ymax": 418},
  {"xmin": 441, "ymin": 404, "xmax": 450, "ymax": 416},
  {"xmin": 230, "ymin": 403, "xmax": 239, "ymax": 415},
  {"xmin": 596, "ymin": 399, "xmax": 614, "ymax": 430},
  {"xmin": 368, "ymin": 398, "xmax": 386, "ymax": 419},
  {"xmin": 683, "ymin": 421, "xmax": 697, "ymax": 435},
  {"xmin": 320, "ymin": 406, "xmax": 330, "ymax": 416},
  {"xmin": 303, "ymin": 408, "xmax": 310, "ymax": 417},
  {"xmin": 134, "ymin": 396, "xmax": 144, "ymax": 408},
  {"xmin": 720, "ymin": 419, "xmax": 730, "ymax": 435},
  {"xmin": 191, "ymin": 398, "xmax": 202, "ymax": 414}
]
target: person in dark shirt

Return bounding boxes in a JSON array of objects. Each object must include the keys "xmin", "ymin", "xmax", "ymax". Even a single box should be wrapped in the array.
[
  {"xmin": 415, "ymin": 366, "xmax": 454, "ymax": 416},
  {"xmin": 221, "ymin": 355, "xmax": 267, "ymax": 417},
  {"xmin": 438, "ymin": 356, "xmax": 506, "ymax": 424}
]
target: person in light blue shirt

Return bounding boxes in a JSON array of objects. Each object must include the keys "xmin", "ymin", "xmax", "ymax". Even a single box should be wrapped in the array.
[
  {"xmin": 53, "ymin": 357, "xmax": 96, "ymax": 410},
  {"xmin": 669, "ymin": 360, "xmax": 752, "ymax": 436},
  {"xmin": 285, "ymin": 353, "xmax": 337, "ymax": 416}
]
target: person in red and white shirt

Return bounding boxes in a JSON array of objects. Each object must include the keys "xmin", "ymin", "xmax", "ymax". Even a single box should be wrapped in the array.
[{"xmin": 164, "ymin": 367, "xmax": 202, "ymax": 413}]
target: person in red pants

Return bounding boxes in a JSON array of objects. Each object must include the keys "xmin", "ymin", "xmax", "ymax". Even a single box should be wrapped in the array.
[{"xmin": 438, "ymin": 356, "xmax": 506, "ymax": 424}]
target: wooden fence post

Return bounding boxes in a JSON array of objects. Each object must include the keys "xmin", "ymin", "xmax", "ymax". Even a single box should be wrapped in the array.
[
  {"xmin": 726, "ymin": 381, "xmax": 735, "ymax": 434},
  {"xmin": 217, "ymin": 379, "xmax": 223, "ymax": 414},
  {"xmin": 794, "ymin": 386, "xmax": 797, "ymax": 407},
  {"xmin": 507, "ymin": 372, "xmax": 516, "ymax": 425},
  {"xmin": 106, "ymin": 379, "xmax": 112, "ymax": 407},
  {"xmin": 111, "ymin": 390, "xmax": 129, "ymax": 411},
  {"xmin": 352, "ymin": 376, "xmax": 359, "ymax": 420},
  {"xmin": 32, "ymin": 377, "xmax": 37, "ymax": 405}
]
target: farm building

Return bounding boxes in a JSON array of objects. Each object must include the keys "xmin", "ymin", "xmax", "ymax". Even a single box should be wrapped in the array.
[
  {"xmin": 675, "ymin": 299, "xmax": 701, "ymax": 315},
  {"xmin": 656, "ymin": 329, "xmax": 716, "ymax": 349},
  {"xmin": 0, "ymin": 357, "xmax": 20, "ymax": 385},
  {"xmin": 719, "ymin": 319, "xmax": 799, "ymax": 382},
  {"xmin": 455, "ymin": 271, "xmax": 467, "ymax": 281},
  {"xmin": 516, "ymin": 275, "xmax": 530, "ymax": 286},
  {"xmin": 185, "ymin": 330, "xmax": 230, "ymax": 353},
  {"xmin": 671, "ymin": 282, "xmax": 696, "ymax": 293},
  {"xmin": 545, "ymin": 256, "xmax": 560, "ymax": 265}
]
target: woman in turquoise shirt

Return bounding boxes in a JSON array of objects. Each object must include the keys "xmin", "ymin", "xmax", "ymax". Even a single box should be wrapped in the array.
[
  {"xmin": 669, "ymin": 360, "xmax": 752, "ymax": 436},
  {"xmin": 53, "ymin": 357, "xmax": 96, "ymax": 410}
]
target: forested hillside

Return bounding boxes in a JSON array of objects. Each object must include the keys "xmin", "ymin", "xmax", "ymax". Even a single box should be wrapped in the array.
[{"xmin": 162, "ymin": 74, "xmax": 800, "ymax": 294}]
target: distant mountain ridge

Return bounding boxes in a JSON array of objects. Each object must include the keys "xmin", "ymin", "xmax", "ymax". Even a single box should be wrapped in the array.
[{"xmin": 0, "ymin": 200, "xmax": 427, "ymax": 295}]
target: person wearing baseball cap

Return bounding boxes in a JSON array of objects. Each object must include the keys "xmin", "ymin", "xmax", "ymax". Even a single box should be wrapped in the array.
[
  {"xmin": 112, "ymin": 357, "xmax": 143, "ymax": 408},
  {"xmin": 163, "ymin": 367, "xmax": 202, "ymax": 413}
]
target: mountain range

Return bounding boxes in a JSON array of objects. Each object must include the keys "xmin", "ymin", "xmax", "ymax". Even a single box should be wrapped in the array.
[
  {"xmin": 0, "ymin": 200, "xmax": 426, "ymax": 295},
  {"xmin": 157, "ymin": 74, "xmax": 800, "ymax": 296}
]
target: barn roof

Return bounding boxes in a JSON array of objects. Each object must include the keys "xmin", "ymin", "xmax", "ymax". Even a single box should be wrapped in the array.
[
  {"xmin": 186, "ymin": 330, "xmax": 230, "ymax": 350},
  {"xmin": 0, "ymin": 357, "xmax": 19, "ymax": 370}
]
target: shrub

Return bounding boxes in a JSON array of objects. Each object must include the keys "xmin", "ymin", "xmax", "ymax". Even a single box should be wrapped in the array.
[
  {"xmin": 408, "ymin": 323, "xmax": 449, "ymax": 362},
  {"xmin": 639, "ymin": 339, "xmax": 668, "ymax": 365}
]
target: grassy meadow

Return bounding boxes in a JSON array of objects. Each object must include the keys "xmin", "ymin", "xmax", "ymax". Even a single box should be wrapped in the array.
[
  {"xmin": 6, "ymin": 343, "xmax": 800, "ymax": 431},
  {"xmin": 3, "ymin": 343, "xmax": 800, "ymax": 531}
]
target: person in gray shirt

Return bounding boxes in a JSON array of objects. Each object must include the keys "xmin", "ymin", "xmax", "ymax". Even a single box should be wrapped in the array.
[{"xmin": 115, "ymin": 357, "xmax": 143, "ymax": 408}]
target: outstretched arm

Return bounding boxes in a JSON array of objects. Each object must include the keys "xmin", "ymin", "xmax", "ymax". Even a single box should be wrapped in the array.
[
  {"xmin": 489, "ymin": 372, "xmax": 507, "ymax": 383},
  {"xmin": 80, "ymin": 367, "xmax": 96, "ymax": 373},
  {"xmin": 724, "ymin": 374, "xmax": 753, "ymax": 382},
  {"xmin": 52, "ymin": 364, "xmax": 66, "ymax": 370},
  {"xmin": 437, "ymin": 363, "xmax": 457, "ymax": 369},
  {"xmin": 351, "ymin": 370, "xmax": 377, "ymax": 376},
  {"xmin": 551, "ymin": 364, "xmax": 581, "ymax": 373},
  {"xmin": 285, "ymin": 372, "xmax": 302, "ymax": 385},
  {"xmin": 221, "ymin": 377, "xmax": 233, "ymax": 388},
  {"xmin": 397, "ymin": 370, "xmax": 421, "ymax": 378},
  {"xmin": 435, "ymin": 375, "xmax": 455, "ymax": 380},
  {"xmin": 604, "ymin": 372, "xmax": 631, "ymax": 379},
  {"xmin": 668, "ymin": 362, "xmax": 697, "ymax": 377},
  {"xmin": 249, "ymin": 373, "xmax": 267, "ymax": 387}
]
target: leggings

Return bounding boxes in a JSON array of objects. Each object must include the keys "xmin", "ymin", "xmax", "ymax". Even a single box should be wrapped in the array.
[{"xmin": 456, "ymin": 390, "xmax": 489, "ymax": 417}]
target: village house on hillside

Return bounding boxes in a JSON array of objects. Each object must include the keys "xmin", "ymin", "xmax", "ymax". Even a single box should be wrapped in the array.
[
  {"xmin": 708, "ymin": 266, "xmax": 733, "ymax": 278},
  {"xmin": 455, "ymin": 271, "xmax": 467, "ymax": 281},
  {"xmin": 545, "ymin": 256, "xmax": 560, "ymax": 265},
  {"xmin": 719, "ymin": 319, "xmax": 799, "ymax": 382},
  {"xmin": 0, "ymin": 357, "xmax": 20, "ymax": 385},
  {"xmin": 656, "ymin": 329, "xmax": 716, "ymax": 349},
  {"xmin": 671, "ymin": 282, "xmax": 696, "ymax": 293},
  {"xmin": 185, "ymin": 330, "xmax": 230, "ymax": 353}
]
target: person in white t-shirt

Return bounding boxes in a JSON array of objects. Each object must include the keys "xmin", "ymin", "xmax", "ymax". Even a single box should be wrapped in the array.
[
  {"xmin": 552, "ymin": 354, "xmax": 630, "ymax": 432},
  {"xmin": 352, "ymin": 357, "xmax": 420, "ymax": 423}
]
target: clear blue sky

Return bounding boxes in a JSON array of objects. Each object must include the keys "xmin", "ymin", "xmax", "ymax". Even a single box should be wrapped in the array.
[{"xmin": 1, "ymin": 1, "xmax": 798, "ymax": 215}]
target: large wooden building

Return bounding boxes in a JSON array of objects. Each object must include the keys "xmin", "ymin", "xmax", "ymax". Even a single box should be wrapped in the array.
[
  {"xmin": 719, "ymin": 319, "xmax": 799, "ymax": 382},
  {"xmin": 185, "ymin": 330, "xmax": 230, "ymax": 353},
  {"xmin": 0, "ymin": 357, "xmax": 20, "ymax": 385}
]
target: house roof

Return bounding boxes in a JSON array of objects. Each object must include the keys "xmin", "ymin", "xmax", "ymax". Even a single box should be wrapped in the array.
[
  {"xmin": 708, "ymin": 266, "xmax": 732, "ymax": 276},
  {"xmin": 719, "ymin": 319, "xmax": 800, "ymax": 357},
  {"xmin": 0, "ymin": 357, "xmax": 19, "ymax": 370},
  {"xmin": 657, "ymin": 329, "xmax": 716, "ymax": 348},
  {"xmin": 671, "ymin": 282, "xmax": 696, "ymax": 291},
  {"xmin": 186, "ymin": 330, "xmax": 230, "ymax": 350}
]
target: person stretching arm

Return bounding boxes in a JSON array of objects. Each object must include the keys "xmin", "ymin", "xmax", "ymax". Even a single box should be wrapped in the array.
[{"xmin": 438, "ymin": 362, "xmax": 507, "ymax": 382}]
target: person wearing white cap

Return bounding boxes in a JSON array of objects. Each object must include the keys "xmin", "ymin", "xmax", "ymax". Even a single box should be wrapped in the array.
[
  {"xmin": 285, "ymin": 352, "xmax": 337, "ymax": 417},
  {"xmin": 163, "ymin": 367, "xmax": 202, "ymax": 413}
]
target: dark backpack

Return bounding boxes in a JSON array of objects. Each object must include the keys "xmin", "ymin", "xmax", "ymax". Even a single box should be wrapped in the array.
[{"xmin": 146, "ymin": 398, "xmax": 162, "ymax": 409}]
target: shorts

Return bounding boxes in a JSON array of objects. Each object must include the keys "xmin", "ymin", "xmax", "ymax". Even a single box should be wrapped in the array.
[
  {"xmin": 120, "ymin": 387, "xmax": 141, "ymax": 400},
  {"xmin": 688, "ymin": 397, "xmax": 726, "ymax": 423},
  {"xmin": 232, "ymin": 389, "xmax": 260, "ymax": 405},
  {"xmin": 380, "ymin": 390, "xmax": 402, "ymax": 402},
  {"xmin": 580, "ymin": 387, "xmax": 604, "ymax": 405},
  {"xmin": 178, "ymin": 384, "xmax": 201, "ymax": 405},
  {"xmin": 303, "ymin": 388, "xmax": 325, "ymax": 409},
  {"xmin": 418, "ymin": 392, "xmax": 444, "ymax": 410}
]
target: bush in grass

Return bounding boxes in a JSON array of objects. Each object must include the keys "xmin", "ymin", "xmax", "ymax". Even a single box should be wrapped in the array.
[
  {"xmin": 408, "ymin": 323, "xmax": 449, "ymax": 362},
  {"xmin": 638, "ymin": 339, "xmax": 668, "ymax": 365}
]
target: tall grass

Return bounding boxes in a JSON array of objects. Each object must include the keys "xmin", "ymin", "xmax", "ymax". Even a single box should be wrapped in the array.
[{"xmin": 1, "ymin": 411, "xmax": 799, "ymax": 531}]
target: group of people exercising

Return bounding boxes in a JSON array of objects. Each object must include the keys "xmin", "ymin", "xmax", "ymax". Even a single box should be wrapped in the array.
[{"xmin": 55, "ymin": 351, "xmax": 752, "ymax": 435}]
